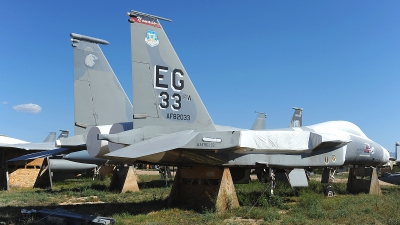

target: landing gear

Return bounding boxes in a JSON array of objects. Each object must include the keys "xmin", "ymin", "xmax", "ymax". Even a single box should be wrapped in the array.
[
  {"xmin": 256, "ymin": 168, "xmax": 276, "ymax": 195},
  {"xmin": 269, "ymin": 168, "xmax": 275, "ymax": 195},
  {"xmin": 256, "ymin": 168, "xmax": 268, "ymax": 183},
  {"xmin": 324, "ymin": 185, "xmax": 335, "ymax": 197},
  {"xmin": 322, "ymin": 167, "xmax": 336, "ymax": 197},
  {"xmin": 329, "ymin": 169, "xmax": 336, "ymax": 183}
]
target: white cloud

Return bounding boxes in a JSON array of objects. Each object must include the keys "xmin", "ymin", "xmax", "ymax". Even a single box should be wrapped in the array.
[
  {"xmin": 2, "ymin": 101, "xmax": 7, "ymax": 104},
  {"xmin": 13, "ymin": 103, "xmax": 42, "ymax": 114}
]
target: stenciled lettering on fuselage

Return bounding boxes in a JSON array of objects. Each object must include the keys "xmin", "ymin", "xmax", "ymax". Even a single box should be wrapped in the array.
[
  {"xmin": 197, "ymin": 142, "xmax": 216, "ymax": 148},
  {"xmin": 154, "ymin": 65, "xmax": 197, "ymax": 123}
]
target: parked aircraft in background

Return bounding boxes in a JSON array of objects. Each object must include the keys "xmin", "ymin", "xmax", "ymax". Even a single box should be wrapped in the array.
[
  {"xmin": 378, "ymin": 142, "xmax": 400, "ymax": 185},
  {"xmin": 251, "ymin": 112, "xmax": 266, "ymax": 130},
  {"xmin": 1, "ymin": 131, "xmax": 96, "ymax": 178},
  {"xmin": 289, "ymin": 107, "xmax": 303, "ymax": 128},
  {"xmin": 85, "ymin": 10, "xmax": 390, "ymax": 194},
  {"xmin": 0, "ymin": 131, "xmax": 68, "ymax": 151}
]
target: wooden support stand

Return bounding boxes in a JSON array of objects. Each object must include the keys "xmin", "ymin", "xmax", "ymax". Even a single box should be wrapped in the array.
[
  {"xmin": 347, "ymin": 167, "xmax": 381, "ymax": 195},
  {"xmin": 168, "ymin": 166, "xmax": 239, "ymax": 212},
  {"xmin": 0, "ymin": 148, "xmax": 53, "ymax": 190},
  {"xmin": 34, "ymin": 157, "xmax": 53, "ymax": 189},
  {"xmin": 7, "ymin": 157, "xmax": 52, "ymax": 189},
  {"xmin": 0, "ymin": 149, "xmax": 9, "ymax": 190},
  {"xmin": 109, "ymin": 165, "xmax": 139, "ymax": 193}
]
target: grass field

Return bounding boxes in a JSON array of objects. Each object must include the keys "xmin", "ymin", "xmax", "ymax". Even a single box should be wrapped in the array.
[{"xmin": 1, "ymin": 172, "xmax": 400, "ymax": 225}]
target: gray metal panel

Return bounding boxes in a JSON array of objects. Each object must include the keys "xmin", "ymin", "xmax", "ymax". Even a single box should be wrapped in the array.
[
  {"xmin": 287, "ymin": 169, "xmax": 308, "ymax": 187},
  {"xmin": 131, "ymin": 62, "xmax": 158, "ymax": 118}
]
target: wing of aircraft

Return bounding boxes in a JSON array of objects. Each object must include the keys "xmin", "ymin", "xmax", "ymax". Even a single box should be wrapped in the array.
[
  {"xmin": 85, "ymin": 10, "xmax": 389, "ymax": 190},
  {"xmin": 0, "ymin": 135, "xmax": 28, "ymax": 144},
  {"xmin": 0, "ymin": 131, "xmax": 68, "ymax": 151}
]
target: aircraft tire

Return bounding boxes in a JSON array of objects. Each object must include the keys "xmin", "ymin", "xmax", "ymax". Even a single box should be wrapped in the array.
[
  {"xmin": 257, "ymin": 172, "xmax": 268, "ymax": 183},
  {"xmin": 325, "ymin": 187, "xmax": 335, "ymax": 197}
]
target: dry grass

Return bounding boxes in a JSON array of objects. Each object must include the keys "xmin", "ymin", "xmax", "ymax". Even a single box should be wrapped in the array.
[{"xmin": 1, "ymin": 172, "xmax": 400, "ymax": 224}]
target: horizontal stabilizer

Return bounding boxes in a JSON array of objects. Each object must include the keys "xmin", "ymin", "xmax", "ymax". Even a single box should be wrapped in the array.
[
  {"xmin": 105, "ymin": 130, "xmax": 197, "ymax": 160},
  {"xmin": 7, "ymin": 148, "xmax": 71, "ymax": 162},
  {"xmin": 56, "ymin": 134, "xmax": 86, "ymax": 150},
  {"xmin": 0, "ymin": 142, "xmax": 61, "ymax": 151}
]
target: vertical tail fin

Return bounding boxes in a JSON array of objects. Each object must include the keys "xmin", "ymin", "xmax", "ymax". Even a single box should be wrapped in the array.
[
  {"xmin": 289, "ymin": 107, "xmax": 303, "ymax": 128},
  {"xmin": 251, "ymin": 112, "xmax": 267, "ymax": 130},
  {"xmin": 57, "ymin": 130, "xmax": 69, "ymax": 140},
  {"xmin": 128, "ymin": 10, "xmax": 216, "ymax": 132},
  {"xmin": 43, "ymin": 132, "xmax": 57, "ymax": 142},
  {"xmin": 71, "ymin": 33, "xmax": 133, "ymax": 135}
]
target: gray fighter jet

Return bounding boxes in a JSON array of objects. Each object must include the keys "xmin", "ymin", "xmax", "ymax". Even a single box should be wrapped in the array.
[
  {"xmin": 86, "ymin": 10, "xmax": 390, "ymax": 191},
  {"xmin": 0, "ymin": 131, "xmax": 68, "ymax": 151},
  {"xmin": 1, "ymin": 131, "xmax": 97, "ymax": 175}
]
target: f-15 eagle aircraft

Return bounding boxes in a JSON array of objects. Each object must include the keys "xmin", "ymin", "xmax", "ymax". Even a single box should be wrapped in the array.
[
  {"xmin": 0, "ymin": 131, "xmax": 68, "ymax": 151},
  {"xmin": 86, "ymin": 10, "xmax": 390, "ymax": 191},
  {"xmin": 1, "ymin": 131, "xmax": 97, "ymax": 176}
]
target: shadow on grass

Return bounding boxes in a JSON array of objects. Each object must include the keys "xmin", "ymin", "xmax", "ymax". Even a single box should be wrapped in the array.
[
  {"xmin": 35, "ymin": 178, "xmax": 174, "ymax": 195},
  {"xmin": 138, "ymin": 179, "xmax": 173, "ymax": 189},
  {"xmin": 0, "ymin": 199, "xmax": 170, "ymax": 224}
]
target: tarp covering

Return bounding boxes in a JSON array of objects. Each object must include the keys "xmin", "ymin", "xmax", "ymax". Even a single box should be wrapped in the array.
[{"xmin": 239, "ymin": 130, "xmax": 349, "ymax": 152}]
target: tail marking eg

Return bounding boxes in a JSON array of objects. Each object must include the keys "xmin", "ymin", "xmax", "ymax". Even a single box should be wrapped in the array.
[{"xmin": 129, "ymin": 10, "xmax": 216, "ymax": 131}]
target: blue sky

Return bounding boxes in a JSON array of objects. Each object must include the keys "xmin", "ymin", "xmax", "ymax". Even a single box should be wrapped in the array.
[{"xmin": 1, "ymin": 1, "xmax": 399, "ymax": 153}]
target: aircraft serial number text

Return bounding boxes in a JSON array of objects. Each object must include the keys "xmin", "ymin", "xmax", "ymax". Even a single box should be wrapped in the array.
[{"xmin": 166, "ymin": 113, "xmax": 190, "ymax": 121}]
